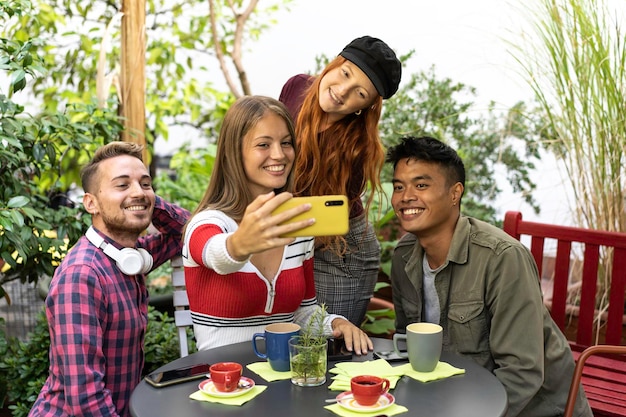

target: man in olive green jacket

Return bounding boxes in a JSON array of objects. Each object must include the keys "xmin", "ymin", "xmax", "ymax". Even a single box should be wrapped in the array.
[{"xmin": 386, "ymin": 136, "xmax": 592, "ymax": 417}]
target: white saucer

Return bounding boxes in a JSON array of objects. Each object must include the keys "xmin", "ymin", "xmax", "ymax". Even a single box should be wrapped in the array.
[
  {"xmin": 198, "ymin": 376, "xmax": 255, "ymax": 398},
  {"xmin": 336, "ymin": 391, "xmax": 395, "ymax": 413}
]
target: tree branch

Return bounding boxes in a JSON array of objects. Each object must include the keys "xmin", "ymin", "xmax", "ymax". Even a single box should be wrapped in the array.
[
  {"xmin": 229, "ymin": 0, "xmax": 257, "ymax": 96},
  {"xmin": 208, "ymin": 0, "xmax": 242, "ymax": 97}
]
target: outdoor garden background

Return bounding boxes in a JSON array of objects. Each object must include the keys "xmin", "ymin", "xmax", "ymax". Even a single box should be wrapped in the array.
[{"xmin": 1, "ymin": 0, "xmax": 625, "ymax": 416}]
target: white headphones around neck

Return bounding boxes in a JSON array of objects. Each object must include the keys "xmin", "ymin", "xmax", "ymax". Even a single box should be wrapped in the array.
[{"xmin": 85, "ymin": 226, "xmax": 153, "ymax": 275}]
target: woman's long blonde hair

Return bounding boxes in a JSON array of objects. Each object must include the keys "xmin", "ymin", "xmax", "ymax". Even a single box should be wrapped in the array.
[
  {"xmin": 294, "ymin": 56, "xmax": 385, "ymax": 253},
  {"xmin": 190, "ymin": 95, "xmax": 297, "ymax": 223}
]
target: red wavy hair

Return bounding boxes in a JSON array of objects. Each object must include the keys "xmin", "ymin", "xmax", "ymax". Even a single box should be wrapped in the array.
[{"xmin": 294, "ymin": 56, "xmax": 385, "ymax": 253}]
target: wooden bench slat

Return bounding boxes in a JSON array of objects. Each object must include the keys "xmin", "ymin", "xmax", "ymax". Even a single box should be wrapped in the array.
[
  {"xmin": 606, "ymin": 250, "xmax": 626, "ymax": 345},
  {"xmin": 581, "ymin": 374, "xmax": 626, "ymax": 394},
  {"xmin": 173, "ymin": 290, "xmax": 189, "ymax": 307},
  {"xmin": 584, "ymin": 371, "xmax": 626, "ymax": 385},
  {"xmin": 171, "ymin": 268, "xmax": 185, "ymax": 286},
  {"xmin": 571, "ymin": 350, "xmax": 626, "ymax": 373},
  {"xmin": 530, "ymin": 236, "xmax": 545, "ymax": 277},
  {"xmin": 585, "ymin": 390, "xmax": 626, "ymax": 409},
  {"xmin": 579, "ymin": 357, "xmax": 626, "ymax": 374},
  {"xmin": 551, "ymin": 240, "xmax": 571, "ymax": 330},
  {"xmin": 577, "ymin": 244, "xmax": 600, "ymax": 346},
  {"xmin": 583, "ymin": 381, "xmax": 626, "ymax": 417},
  {"xmin": 585, "ymin": 395, "xmax": 626, "ymax": 417},
  {"xmin": 174, "ymin": 309, "xmax": 192, "ymax": 327},
  {"xmin": 587, "ymin": 402, "xmax": 626, "ymax": 417},
  {"xmin": 571, "ymin": 350, "xmax": 626, "ymax": 367}
]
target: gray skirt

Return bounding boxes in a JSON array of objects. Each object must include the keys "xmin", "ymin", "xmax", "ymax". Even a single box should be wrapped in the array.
[{"xmin": 314, "ymin": 215, "xmax": 380, "ymax": 326}]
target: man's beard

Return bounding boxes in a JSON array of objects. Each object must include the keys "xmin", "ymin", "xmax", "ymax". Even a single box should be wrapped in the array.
[{"xmin": 100, "ymin": 212, "xmax": 151, "ymax": 237}]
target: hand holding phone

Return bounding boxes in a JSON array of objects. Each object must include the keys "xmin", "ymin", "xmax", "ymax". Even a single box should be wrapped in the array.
[
  {"xmin": 145, "ymin": 363, "xmax": 211, "ymax": 388},
  {"xmin": 271, "ymin": 195, "xmax": 349, "ymax": 238}
]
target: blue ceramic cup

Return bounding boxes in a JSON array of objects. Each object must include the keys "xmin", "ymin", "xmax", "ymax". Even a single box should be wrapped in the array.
[{"xmin": 252, "ymin": 323, "xmax": 301, "ymax": 372}]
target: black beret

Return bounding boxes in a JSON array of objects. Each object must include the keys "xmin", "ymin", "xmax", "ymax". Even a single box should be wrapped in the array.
[{"xmin": 339, "ymin": 36, "xmax": 402, "ymax": 99}]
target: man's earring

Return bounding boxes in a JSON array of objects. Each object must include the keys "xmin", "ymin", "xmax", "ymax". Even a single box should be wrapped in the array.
[{"xmin": 355, "ymin": 109, "xmax": 362, "ymax": 116}]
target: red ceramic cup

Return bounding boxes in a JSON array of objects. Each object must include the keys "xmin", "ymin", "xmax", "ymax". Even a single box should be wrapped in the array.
[
  {"xmin": 350, "ymin": 375, "xmax": 390, "ymax": 406},
  {"xmin": 209, "ymin": 362, "xmax": 243, "ymax": 392}
]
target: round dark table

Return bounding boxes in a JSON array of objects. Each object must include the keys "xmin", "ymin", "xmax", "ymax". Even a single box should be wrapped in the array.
[{"xmin": 130, "ymin": 338, "xmax": 507, "ymax": 417}]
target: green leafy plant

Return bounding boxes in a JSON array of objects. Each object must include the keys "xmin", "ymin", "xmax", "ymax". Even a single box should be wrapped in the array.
[
  {"xmin": 289, "ymin": 306, "xmax": 328, "ymax": 386},
  {"xmin": 361, "ymin": 307, "xmax": 396, "ymax": 337},
  {"xmin": 360, "ymin": 282, "xmax": 396, "ymax": 337},
  {"xmin": 153, "ymin": 144, "xmax": 218, "ymax": 212},
  {"xmin": 0, "ymin": 0, "xmax": 123, "ymax": 299},
  {"xmin": 0, "ymin": 306, "xmax": 188, "ymax": 417},
  {"xmin": 143, "ymin": 307, "xmax": 195, "ymax": 374},
  {"xmin": 298, "ymin": 305, "xmax": 327, "ymax": 347},
  {"xmin": 0, "ymin": 309, "xmax": 50, "ymax": 417}
]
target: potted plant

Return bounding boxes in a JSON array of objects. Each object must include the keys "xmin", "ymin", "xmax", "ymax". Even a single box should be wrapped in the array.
[{"xmin": 288, "ymin": 306, "xmax": 328, "ymax": 387}]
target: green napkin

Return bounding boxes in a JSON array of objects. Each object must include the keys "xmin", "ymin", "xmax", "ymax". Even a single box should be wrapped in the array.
[
  {"xmin": 330, "ymin": 359, "xmax": 406, "ymax": 378},
  {"xmin": 246, "ymin": 362, "xmax": 292, "ymax": 382},
  {"xmin": 328, "ymin": 359, "xmax": 405, "ymax": 391},
  {"xmin": 324, "ymin": 403, "xmax": 408, "ymax": 417},
  {"xmin": 395, "ymin": 361, "xmax": 465, "ymax": 382},
  {"xmin": 189, "ymin": 385, "xmax": 267, "ymax": 406}
]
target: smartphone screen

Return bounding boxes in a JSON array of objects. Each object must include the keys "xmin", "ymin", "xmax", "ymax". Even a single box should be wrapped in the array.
[
  {"xmin": 373, "ymin": 350, "xmax": 408, "ymax": 362},
  {"xmin": 327, "ymin": 338, "xmax": 353, "ymax": 361},
  {"xmin": 145, "ymin": 363, "xmax": 211, "ymax": 388}
]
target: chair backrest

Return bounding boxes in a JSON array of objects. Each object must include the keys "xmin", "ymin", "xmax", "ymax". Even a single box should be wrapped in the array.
[
  {"xmin": 503, "ymin": 211, "xmax": 626, "ymax": 347},
  {"xmin": 171, "ymin": 256, "xmax": 193, "ymax": 357}
]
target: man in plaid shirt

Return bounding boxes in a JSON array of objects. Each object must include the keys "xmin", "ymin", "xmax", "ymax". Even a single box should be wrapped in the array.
[{"xmin": 29, "ymin": 142, "xmax": 190, "ymax": 417}]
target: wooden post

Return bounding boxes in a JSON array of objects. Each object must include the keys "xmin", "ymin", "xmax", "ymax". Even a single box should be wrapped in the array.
[{"xmin": 120, "ymin": 0, "xmax": 148, "ymax": 163}]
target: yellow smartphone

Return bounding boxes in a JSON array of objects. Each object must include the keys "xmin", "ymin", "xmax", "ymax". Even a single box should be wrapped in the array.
[{"xmin": 272, "ymin": 195, "xmax": 349, "ymax": 237}]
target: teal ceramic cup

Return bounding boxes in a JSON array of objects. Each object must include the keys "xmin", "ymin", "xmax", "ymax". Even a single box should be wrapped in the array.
[
  {"xmin": 252, "ymin": 323, "xmax": 301, "ymax": 372},
  {"xmin": 392, "ymin": 322, "xmax": 443, "ymax": 372}
]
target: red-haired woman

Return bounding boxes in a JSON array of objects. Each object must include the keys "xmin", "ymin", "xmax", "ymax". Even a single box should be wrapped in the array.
[{"xmin": 279, "ymin": 36, "xmax": 401, "ymax": 326}]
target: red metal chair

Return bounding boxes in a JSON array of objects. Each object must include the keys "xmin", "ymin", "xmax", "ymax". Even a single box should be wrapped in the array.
[{"xmin": 564, "ymin": 344, "xmax": 626, "ymax": 417}]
